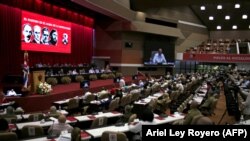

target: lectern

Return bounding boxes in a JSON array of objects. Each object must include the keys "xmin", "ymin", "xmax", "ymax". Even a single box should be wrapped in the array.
[{"xmin": 31, "ymin": 70, "xmax": 45, "ymax": 93}]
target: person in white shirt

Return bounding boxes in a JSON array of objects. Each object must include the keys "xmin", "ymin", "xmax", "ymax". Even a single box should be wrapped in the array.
[
  {"xmin": 239, "ymin": 87, "xmax": 250, "ymax": 120},
  {"xmin": 7, "ymin": 89, "xmax": 17, "ymax": 96},
  {"xmin": 176, "ymin": 80, "xmax": 184, "ymax": 93},
  {"xmin": 82, "ymin": 91, "xmax": 92, "ymax": 100},
  {"xmin": 88, "ymin": 67, "xmax": 95, "ymax": 74},
  {"xmin": 95, "ymin": 68, "xmax": 100, "ymax": 73},
  {"xmin": 72, "ymin": 69, "xmax": 78, "ymax": 75},
  {"xmin": 153, "ymin": 48, "xmax": 167, "ymax": 64},
  {"xmin": 119, "ymin": 77, "xmax": 126, "ymax": 88},
  {"xmin": 129, "ymin": 108, "xmax": 155, "ymax": 141},
  {"xmin": 139, "ymin": 80, "xmax": 144, "ymax": 88},
  {"xmin": 48, "ymin": 114, "xmax": 73, "ymax": 136}
]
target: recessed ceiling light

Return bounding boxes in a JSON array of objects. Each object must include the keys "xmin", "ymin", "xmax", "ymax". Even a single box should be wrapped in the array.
[
  {"xmin": 217, "ymin": 26, "xmax": 221, "ymax": 30},
  {"xmin": 225, "ymin": 15, "xmax": 230, "ymax": 20},
  {"xmin": 200, "ymin": 6, "xmax": 205, "ymax": 10},
  {"xmin": 235, "ymin": 4, "xmax": 240, "ymax": 8},
  {"xmin": 209, "ymin": 16, "xmax": 214, "ymax": 20},
  {"xmin": 217, "ymin": 5, "xmax": 222, "ymax": 10},
  {"xmin": 242, "ymin": 15, "xmax": 248, "ymax": 19},
  {"xmin": 232, "ymin": 25, "xmax": 237, "ymax": 29}
]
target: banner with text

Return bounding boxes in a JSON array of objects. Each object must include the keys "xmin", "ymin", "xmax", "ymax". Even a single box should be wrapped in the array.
[
  {"xmin": 182, "ymin": 53, "xmax": 250, "ymax": 63},
  {"xmin": 21, "ymin": 10, "xmax": 71, "ymax": 53}
]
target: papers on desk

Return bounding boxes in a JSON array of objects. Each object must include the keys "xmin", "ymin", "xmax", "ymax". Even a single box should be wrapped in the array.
[
  {"xmin": 81, "ymin": 131, "xmax": 91, "ymax": 138},
  {"xmin": 90, "ymin": 100, "xmax": 101, "ymax": 105},
  {"xmin": 49, "ymin": 116, "xmax": 77, "ymax": 123},
  {"xmin": 54, "ymin": 99, "xmax": 69, "ymax": 105},
  {"xmin": 9, "ymin": 124, "xmax": 16, "ymax": 131},
  {"xmin": 49, "ymin": 117, "xmax": 58, "ymax": 122},
  {"xmin": 87, "ymin": 115, "xmax": 96, "ymax": 120},
  {"xmin": 197, "ymin": 93, "xmax": 206, "ymax": 97},
  {"xmin": 58, "ymin": 134, "xmax": 71, "ymax": 141},
  {"xmin": 153, "ymin": 93, "xmax": 163, "ymax": 97},
  {"xmin": 155, "ymin": 116, "xmax": 164, "ymax": 120},
  {"xmin": 66, "ymin": 116, "xmax": 77, "ymax": 122}
]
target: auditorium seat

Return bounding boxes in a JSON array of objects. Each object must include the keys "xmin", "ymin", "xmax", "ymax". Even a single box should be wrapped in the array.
[
  {"xmin": 90, "ymin": 117, "xmax": 108, "ymax": 129},
  {"xmin": 0, "ymin": 132, "xmax": 18, "ymax": 141},
  {"xmin": 63, "ymin": 98, "xmax": 79, "ymax": 115},
  {"xmin": 21, "ymin": 125, "xmax": 44, "ymax": 139},
  {"xmin": 101, "ymin": 131, "xmax": 128, "ymax": 141},
  {"xmin": 28, "ymin": 113, "xmax": 45, "ymax": 121},
  {"xmin": 191, "ymin": 114, "xmax": 214, "ymax": 125},
  {"xmin": 107, "ymin": 98, "xmax": 120, "ymax": 112}
]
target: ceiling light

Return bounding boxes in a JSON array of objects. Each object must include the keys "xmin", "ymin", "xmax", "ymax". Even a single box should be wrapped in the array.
[
  {"xmin": 225, "ymin": 15, "xmax": 230, "ymax": 20},
  {"xmin": 217, "ymin": 5, "xmax": 222, "ymax": 10},
  {"xmin": 232, "ymin": 25, "xmax": 237, "ymax": 29},
  {"xmin": 235, "ymin": 4, "xmax": 240, "ymax": 8},
  {"xmin": 209, "ymin": 16, "xmax": 214, "ymax": 20},
  {"xmin": 200, "ymin": 6, "xmax": 205, "ymax": 10},
  {"xmin": 242, "ymin": 15, "xmax": 248, "ymax": 19},
  {"xmin": 217, "ymin": 26, "xmax": 221, "ymax": 30}
]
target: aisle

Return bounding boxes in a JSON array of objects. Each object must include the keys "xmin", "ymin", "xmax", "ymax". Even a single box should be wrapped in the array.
[{"xmin": 209, "ymin": 90, "xmax": 236, "ymax": 125}]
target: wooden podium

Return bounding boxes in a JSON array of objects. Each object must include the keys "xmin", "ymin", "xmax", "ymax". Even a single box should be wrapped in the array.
[{"xmin": 31, "ymin": 70, "xmax": 45, "ymax": 93}]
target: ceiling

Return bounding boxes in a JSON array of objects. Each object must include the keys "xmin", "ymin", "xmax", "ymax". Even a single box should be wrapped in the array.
[{"xmin": 130, "ymin": 0, "xmax": 250, "ymax": 31}]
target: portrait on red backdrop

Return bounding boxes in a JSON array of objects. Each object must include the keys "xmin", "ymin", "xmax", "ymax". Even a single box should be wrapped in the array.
[{"xmin": 21, "ymin": 10, "xmax": 71, "ymax": 53}]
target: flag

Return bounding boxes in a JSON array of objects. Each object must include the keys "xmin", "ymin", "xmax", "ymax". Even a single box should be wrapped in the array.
[
  {"xmin": 137, "ymin": 71, "xmax": 145, "ymax": 77},
  {"xmin": 23, "ymin": 51, "xmax": 29, "ymax": 88}
]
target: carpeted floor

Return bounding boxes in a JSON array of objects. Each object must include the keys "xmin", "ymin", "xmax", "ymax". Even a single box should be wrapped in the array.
[{"xmin": 209, "ymin": 90, "xmax": 236, "ymax": 125}]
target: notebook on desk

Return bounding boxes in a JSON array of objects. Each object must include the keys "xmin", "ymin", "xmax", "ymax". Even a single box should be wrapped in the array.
[{"xmin": 58, "ymin": 135, "xmax": 71, "ymax": 141}]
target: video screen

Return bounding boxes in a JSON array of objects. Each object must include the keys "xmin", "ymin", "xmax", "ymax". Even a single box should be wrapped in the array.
[
  {"xmin": 143, "ymin": 34, "xmax": 175, "ymax": 66},
  {"xmin": 21, "ymin": 10, "xmax": 71, "ymax": 53}
]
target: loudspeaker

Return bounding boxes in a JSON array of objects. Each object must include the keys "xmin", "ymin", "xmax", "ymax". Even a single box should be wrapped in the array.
[
  {"xmin": 125, "ymin": 42, "xmax": 133, "ymax": 48},
  {"xmin": 80, "ymin": 80, "xmax": 90, "ymax": 88}
]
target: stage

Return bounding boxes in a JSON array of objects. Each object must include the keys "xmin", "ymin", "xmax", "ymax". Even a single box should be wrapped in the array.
[{"xmin": 6, "ymin": 76, "xmax": 140, "ymax": 113}]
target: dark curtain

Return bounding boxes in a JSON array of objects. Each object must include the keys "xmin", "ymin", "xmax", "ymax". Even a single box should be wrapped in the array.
[
  {"xmin": 0, "ymin": 5, "xmax": 22, "ymax": 80},
  {"xmin": 0, "ymin": 1, "xmax": 94, "ymax": 81}
]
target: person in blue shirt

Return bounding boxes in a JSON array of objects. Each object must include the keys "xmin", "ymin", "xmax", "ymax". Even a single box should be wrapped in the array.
[{"xmin": 153, "ymin": 48, "xmax": 167, "ymax": 64}]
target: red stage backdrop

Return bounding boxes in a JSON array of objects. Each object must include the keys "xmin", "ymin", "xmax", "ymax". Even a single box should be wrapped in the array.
[
  {"xmin": 0, "ymin": 1, "xmax": 94, "ymax": 81},
  {"xmin": 21, "ymin": 10, "xmax": 71, "ymax": 53},
  {"xmin": 183, "ymin": 53, "xmax": 250, "ymax": 63}
]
